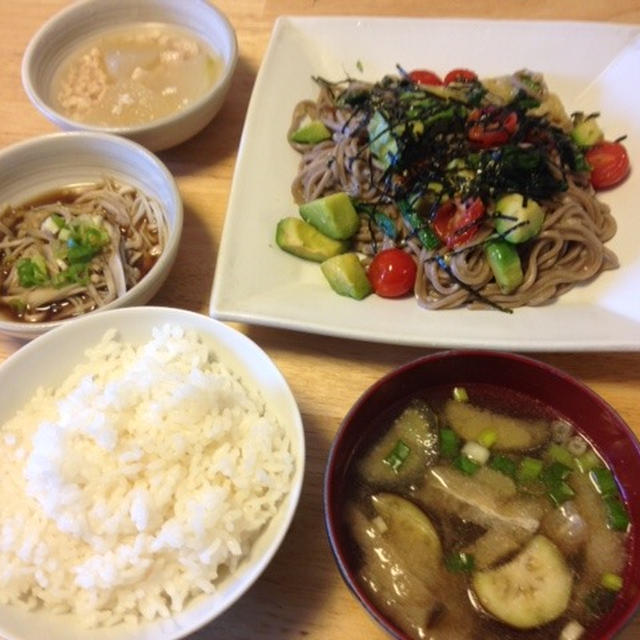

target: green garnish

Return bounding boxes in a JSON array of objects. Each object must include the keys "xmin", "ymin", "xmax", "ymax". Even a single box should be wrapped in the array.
[
  {"xmin": 439, "ymin": 428, "xmax": 460, "ymax": 458},
  {"xmin": 541, "ymin": 461, "xmax": 574, "ymax": 506},
  {"xmin": 16, "ymin": 220, "xmax": 110, "ymax": 290},
  {"xmin": 489, "ymin": 454, "xmax": 517, "ymax": 479},
  {"xmin": 547, "ymin": 443, "xmax": 575, "ymax": 469},
  {"xmin": 452, "ymin": 386, "xmax": 469, "ymax": 402},
  {"xmin": 601, "ymin": 573, "xmax": 623, "ymax": 592},
  {"xmin": 604, "ymin": 496, "xmax": 630, "ymax": 532},
  {"xmin": 50, "ymin": 213, "xmax": 66, "ymax": 229},
  {"xmin": 477, "ymin": 428, "xmax": 498, "ymax": 448},
  {"xmin": 589, "ymin": 468, "xmax": 618, "ymax": 498},
  {"xmin": 17, "ymin": 256, "xmax": 49, "ymax": 288},
  {"xmin": 453, "ymin": 454, "xmax": 479, "ymax": 476},
  {"xmin": 383, "ymin": 439, "xmax": 411, "ymax": 472},
  {"xmin": 516, "ymin": 457, "xmax": 544, "ymax": 483},
  {"xmin": 444, "ymin": 551, "xmax": 475, "ymax": 573},
  {"xmin": 574, "ymin": 450, "xmax": 601, "ymax": 474}
]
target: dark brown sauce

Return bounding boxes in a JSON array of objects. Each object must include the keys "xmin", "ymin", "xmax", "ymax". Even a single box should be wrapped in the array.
[{"xmin": 0, "ymin": 182, "xmax": 161, "ymax": 323}]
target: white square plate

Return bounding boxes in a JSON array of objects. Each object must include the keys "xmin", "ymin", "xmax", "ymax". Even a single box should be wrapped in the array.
[{"xmin": 210, "ymin": 16, "xmax": 640, "ymax": 351}]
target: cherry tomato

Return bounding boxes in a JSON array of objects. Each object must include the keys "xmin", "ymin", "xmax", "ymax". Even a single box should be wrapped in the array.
[
  {"xmin": 467, "ymin": 107, "xmax": 518, "ymax": 148},
  {"xmin": 368, "ymin": 249, "xmax": 417, "ymax": 298},
  {"xmin": 432, "ymin": 198, "xmax": 486, "ymax": 249},
  {"xmin": 444, "ymin": 68, "xmax": 478, "ymax": 85},
  {"xmin": 585, "ymin": 141, "xmax": 630, "ymax": 190},
  {"xmin": 408, "ymin": 69, "xmax": 443, "ymax": 86}
]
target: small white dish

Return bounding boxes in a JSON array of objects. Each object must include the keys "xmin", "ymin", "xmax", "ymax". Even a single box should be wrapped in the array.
[
  {"xmin": 21, "ymin": 0, "xmax": 238, "ymax": 151},
  {"xmin": 0, "ymin": 306, "xmax": 305, "ymax": 640},
  {"xmin": 210, "ymin": 16, "xmax": 640, "ymax": 352},
  {"xmin": 0, "ymin": 131, "xmax": 183, "ymax": 339}
]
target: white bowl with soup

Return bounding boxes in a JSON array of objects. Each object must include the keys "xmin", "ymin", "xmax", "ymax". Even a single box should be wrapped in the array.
[
  {"xmin": 22, "ymin": 0, "xmax": 237, "ymax": 151},
  {"xmin": 0, "ymin": 132, "xmax": 182, "ymax": 339}
]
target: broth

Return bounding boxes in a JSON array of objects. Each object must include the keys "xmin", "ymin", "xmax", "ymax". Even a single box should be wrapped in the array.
[
  {"xmin": 344, "ymin": 384, "xmax": 629, "ymax": 640},
  {"xmin": 51, "ymin": 23, "xmax": 222, "ymax": 127},
  {"xmin": 0, "ymin": 179, "xmax": 166, "ymax": 322}
]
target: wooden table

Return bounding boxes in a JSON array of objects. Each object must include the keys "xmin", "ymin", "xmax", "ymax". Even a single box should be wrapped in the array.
[{"xmin": 0, "ymin": 1, "xmax": 638, "ymax": 638}]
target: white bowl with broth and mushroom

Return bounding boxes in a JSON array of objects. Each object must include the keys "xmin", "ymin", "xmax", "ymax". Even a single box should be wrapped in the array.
[
  {"xmin": 0, "ymin": 132, "xmax": 182, "ymax": 339},
  {"xmin": 21, "ymin": 0, "xmax": 237, "ymax": 151}
]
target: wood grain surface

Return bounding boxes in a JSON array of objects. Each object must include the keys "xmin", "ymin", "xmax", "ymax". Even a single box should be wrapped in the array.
[{"xmin": 0, "ymin": 2, "xmax": 638, "ymax": 639}]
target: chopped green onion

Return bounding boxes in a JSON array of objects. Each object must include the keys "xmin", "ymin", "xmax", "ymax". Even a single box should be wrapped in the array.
[
  {"xmin": 383, "ymin": 439, "xmax": 411, "ymax": 472},
  {"xmin": 42, "ymin": 216, "xmax": 60, "ymax": 235},
  {"xmin": 461, "ymin": 440, "xmax": 490, "ymax": 465},
  {"xmin": 16, "ymin": 257, "xmax": 48, "ymax": 288},
  {"xmin": 589, "ymin": 468, "xmax": 618, "ymax": 498},
  {"xmin": 601, "ymin": 573, "xmax": 623, "ymax": 592},
  {"xmin": 51, "ymin": 213, "xmax": 66, "ymax": 229},
  {"xmin": 541, "ymin": 461, "xmax": 574, "ymax": 506},
  {"xmin": 51, "ymin": 263, "xmax": 88, "ymax": 288},
  {"xmin": 517, "ymin": 457, "xmax": 544, "ymax": 483},
  {"xmin": 439, "ymin": 428, "xmax": 460, "ymax": 458},
  {"xmin": 84, "ymin": 226, "xmax": 108, "ymax": 248},
  {"xmin": 489, "ymin": 454, "xmax": 517, "ymax": 478},
  {"xmin": 67, "ymin": 243, "xmax": 99, "ymax": 263},
  {"xmin": 444, "ymin": 551, "xmax": 475, "ymax": 573},
  {"xmin": 452, "ymin": 386, "xmax": 469, "ymax": 402},
  {"xmin": 574, "ymin": 450, "xmax": 601, "ymax": 474},
  {"xmin": 547, "ymin": 443, "xmax": 576, "ymax": 469},
  {"xmin": 542, "ymin": 461, "xmax": 572, "ymax": 484},
  {"xmin": 604, "ymin": 496, "xmax": 630, "ymax": 532},
  {"xmin": 453, "ymin": 454, "xmax": 479, "ymax": 476},
  {"xmin": 547, "ymin": 481, "xmax": 575, "ymax": 507},
  {"xmin": 477, "ymin": 428, "xmax": 498, "ymax": 448}
]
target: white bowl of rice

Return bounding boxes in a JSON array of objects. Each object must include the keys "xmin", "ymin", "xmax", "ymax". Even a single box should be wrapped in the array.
[
  {"xmin": 0, "ymin": 131, "xmax": 183, "ymax": 340},
  {"xmin": 0, "ymin": 306, "xmax": 304, "ymax": 640}
]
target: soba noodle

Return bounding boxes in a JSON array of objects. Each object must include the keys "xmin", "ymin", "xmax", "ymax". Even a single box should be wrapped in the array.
[
  {"xmin": 0, "ymin": 177, "xmax": 167, "ymax": 322},
  {"xmin": 288, "ymin": 71, "xmax": 619, "ymax": 310}
]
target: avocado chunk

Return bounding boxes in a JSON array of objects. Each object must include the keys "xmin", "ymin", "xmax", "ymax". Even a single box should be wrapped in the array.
[
  {"xmin": 367, "ymin": 110, "xmax": 399, "ymax": 169},
  {"xmin": 494, "ymin": 193, "xmax": 544, "ymax": 243},
  {"xmin": 571, "ymin": 113, "xmax": 604, "ymax": 148},
  {"xmin": 320, "ymin": 253, "xmax": 372, "ymax": 300},
  {"xmin": 276, "ymin": 217, "xmax": 349, "ymax": 262},
  {"xmin": 299, "ymin": 192, "xmax": 360, "ymax": 240},
  {"xmin": 289, "ymin": 119, "xmax": 332, "ymax": 144},
  {"xmin": 485, "ymin": 240, "xmax": 524, "ymax": 294}
]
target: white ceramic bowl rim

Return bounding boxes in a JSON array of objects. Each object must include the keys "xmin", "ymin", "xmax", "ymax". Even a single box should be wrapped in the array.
[
  {"xmin": 0, "ymin": 131, "xmax": 183, "ymax": 336},
  {"xmin": 0, "ymin": 306, "xmax": 305, "ymax": 640},
  {"xmin": 21, "ymin": 0, "xmax": 238, "ymax": 137}
]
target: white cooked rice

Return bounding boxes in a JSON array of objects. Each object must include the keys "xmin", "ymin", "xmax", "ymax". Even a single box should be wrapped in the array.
[{"xmin": 0, "ymin": 324, "xmax": 294, "ymax": 627}]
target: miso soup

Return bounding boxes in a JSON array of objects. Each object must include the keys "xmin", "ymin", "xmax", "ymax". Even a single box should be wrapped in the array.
[{"xmin": 344, "ymin": 384, "xmax": 630, "ymax": 640}]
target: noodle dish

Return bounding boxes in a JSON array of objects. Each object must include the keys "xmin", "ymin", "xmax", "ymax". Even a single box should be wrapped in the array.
[
  {"xmin": 0, "ymin": 178, "xmax": 167, "ymax": 323},
  {"xmin": 278, "ymin": 67, "xmax": 630, "ymax": 311}
]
